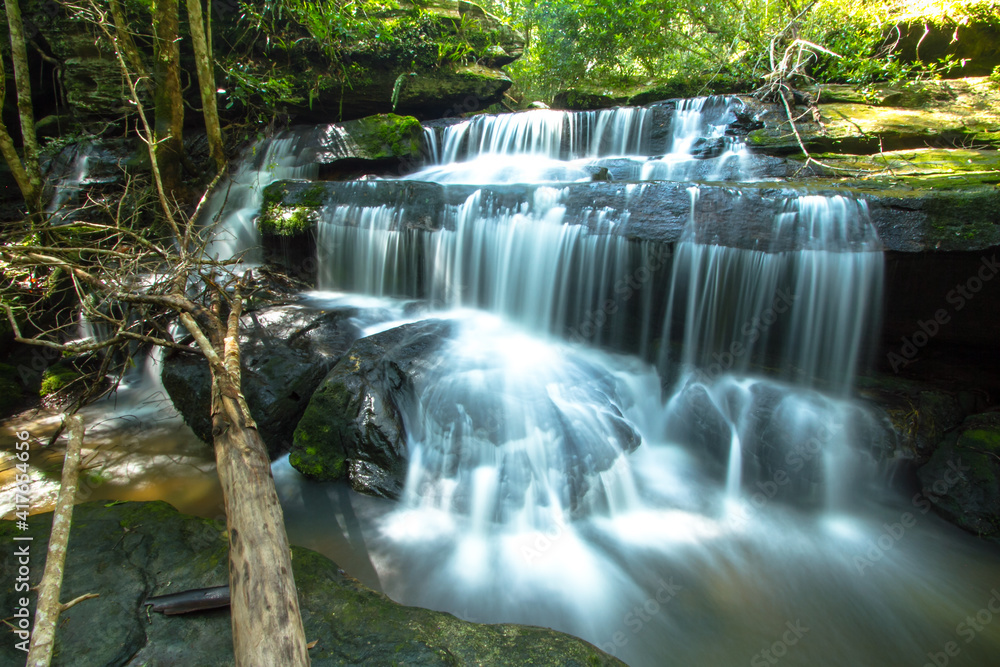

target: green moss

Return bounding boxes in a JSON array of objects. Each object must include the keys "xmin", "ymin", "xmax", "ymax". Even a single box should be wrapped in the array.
[
  {"xmin": 289, "ymin": 380, "xmax": 352, "ymax": 481},
  {"xmin": 39, "ymin": 362, "xmax": 82, "ymax": 397},
  {"xmin": 258, "ymin": 182, "xmax": 323, "ymax": 237},
  {"xmin": 353, "ymin": 113, "xmax": 423, "ymax": 159},
  {"xmin": 956, "ymin": 427, "xmax": 1000, "ymax": 483},
  {"xmin": 258, "ymin": 206, "xmax": 317, "ymax": 236}
]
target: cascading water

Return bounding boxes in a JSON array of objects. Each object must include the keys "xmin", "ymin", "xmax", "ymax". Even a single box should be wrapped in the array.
[
  {"xmin": 208, "ymin": 97, "xmax": 998, "ymax": 665},
  {"xmin": 660, "ymin": 191, "xmax": 884, "ymax": 393},
  {"xmin": 203, "ymin": 128, "xmax": 324, "ymax": 261}
]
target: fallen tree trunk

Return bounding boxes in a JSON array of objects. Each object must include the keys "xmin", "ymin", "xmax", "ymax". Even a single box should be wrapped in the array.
[{"xmin": 179, "ymin": 287, "xmax": 311, "ymax": 666}]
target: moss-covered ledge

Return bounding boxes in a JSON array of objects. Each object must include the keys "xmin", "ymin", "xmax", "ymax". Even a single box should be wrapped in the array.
[
  {"xmin": 0, "ymin": 501, "xmax": 626, "ymax": 666},
  {"xmin": 745, "ymin": 77, "xmax": 1000, "ymax": 155},
  {"xmin": 259, "ymin": 182, "xmax": 327, "ymax": 237},
  {"xmin": 259, "ymin": 177, "xmax": 1000, "ymax": 254}
]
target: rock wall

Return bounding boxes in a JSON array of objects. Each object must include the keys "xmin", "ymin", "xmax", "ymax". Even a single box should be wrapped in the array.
[{"xmin": 5, "ymin": 0, "xmax": 524, "ymax": 128}]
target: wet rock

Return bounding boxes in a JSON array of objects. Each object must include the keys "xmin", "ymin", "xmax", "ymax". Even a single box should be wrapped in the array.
[
  {"xmin": 552, "ymin": 89, "xmax": 629, "ymax": 110},
  {"xmin": 665, "ymin": 377, "xmax": 882, "ymax": 504},
  {"xmin": 161, "ymin": 303, "xmax": 360, "ymax": 458},
  {"xmin": 856, "ymin": 375, "xmax": 972, "ymax": 463},
  {"xmin": 290, "ymin": 320, "xmax": 453, "ymax": 497},
  {"xmin": 0, "ymin": 501, "xmax": 626, "ymax": 666},
  {"xmin": 688, "ymin": 137, "xmax": 729, "ymax": 159},
  {"xmin": 918, "ymin": 412, "xmax": 1000, "ymax": 539},
  {"xmin": 589, "ymin": 166, "xmax": 612, "ymax": 181},
  {"xmin": 261, "ymin": 171, "xmax": 1000, "ymax": 254}
]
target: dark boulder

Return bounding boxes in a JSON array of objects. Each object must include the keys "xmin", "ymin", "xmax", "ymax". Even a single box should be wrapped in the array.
[
  {"xmin": 161, "ymin": 304, "xmax": 360, "ymax": 458},
  {"xmin": 918, "ymin": 412, "xmax": 1000, "ymax": 539},
  {"xmin": 665, "ymin": 376, "xmax": 883, "ymax": 504},
  {"xmin": 290, "ymin": 319, "xmax": 453, "ymax": 497},
  {"xmin": 0, "ymin": 501, "xmax": 627, "ymax": 666},
  {"xmin": 856, "ymin": 375, "xmax": 973, "ymax": 464}
]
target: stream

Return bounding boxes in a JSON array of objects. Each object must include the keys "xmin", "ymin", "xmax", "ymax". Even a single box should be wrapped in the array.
[{"xmin": 5, "ymin": 97, "xmax": 1000, "ymax": 666}]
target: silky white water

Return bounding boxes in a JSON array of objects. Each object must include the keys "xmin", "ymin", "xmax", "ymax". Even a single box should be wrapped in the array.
[{"xmin": 96, "ymin": 97, "xmax": 1000, "ymax": 665}]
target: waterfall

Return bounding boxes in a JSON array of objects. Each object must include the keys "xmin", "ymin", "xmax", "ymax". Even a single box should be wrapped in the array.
[
  {"xmin": 302, "ymin": 98, "xmax": 888, "ymax": 526},
  {"xmin": 46, "ymin": 143, "xmax": 97, "ymax": 224},
  {"xmin": 317, "ymin": 186, "xmax": 644, "ymax": 344},
  {"xmin": 87, "ymin": 91, "xmax": 996, "ymax": 667},
  {"xmin": 436, "ymin": 106, "xmax": 656, "ymax": 162},
  {"xmin": 660, "ymin": 193, "xmax": 883, "ymax": 393},
  {"xmin": 202, "ymin": 128, "xmax": 323, "ymax": 261}
]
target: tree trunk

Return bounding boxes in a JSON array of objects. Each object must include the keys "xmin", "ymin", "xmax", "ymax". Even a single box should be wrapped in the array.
[
  {"xmin": 0, "ymin": 67, "xmax": 35, "ymax": 206},
  {"xmin": 27, "ymin": 416, "xmax": 86, "ymax": 667},
  {"xmin": 178, "ymin": 300, "xmax": 310, "ymax": 667},
  {"xmin": 151, "ymin": 0, "xmax": 185, "ymax": 196},
  {"xmin": 108, "ymin": 0, "xmax": 150, "ymax": 86},
  {"xmin": 212, "ymin": 399, "xmax": 310, "ymax": 666},
  {"xmin": 186, "ymin": 0, "xmax": 226, "ymax": 173},
  {"xmin": 3, "ymin": 0, "xmax": 43, "ymax": 215}
]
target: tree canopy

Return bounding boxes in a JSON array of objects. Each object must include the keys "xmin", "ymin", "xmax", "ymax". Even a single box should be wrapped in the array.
[{"xmin": 492, "ymin": 0, "xmax": 1000, "ymax": 99}]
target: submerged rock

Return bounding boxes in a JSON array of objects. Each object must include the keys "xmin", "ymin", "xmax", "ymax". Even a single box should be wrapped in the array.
[
  {"xmin": 918, "ymin": 412, "xmax": 1000, "ymax": 539},
  {"xmin": 290, "ymin": 320, "xmax": 453, "ymax": 497},
  {"xmin": 0, "ymin": 501, "xmax": 626, "ymax": 666},
  {"xmin": 162, "ymin": 303, "xmax": 360, "ymax": 458},
  {"xmin": 664, "ymin": 376, "xmax": 884, "ymax": 504}
]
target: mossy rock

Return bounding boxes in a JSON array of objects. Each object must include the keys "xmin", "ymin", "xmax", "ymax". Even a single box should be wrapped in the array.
[
  {"xmin": 747, "ymin": 77, "xmax": 1000, "ymax": 155},
  {"xmin": 39, "ymin": 362, "xmax": 82, "ymax": 397},
  {"xmin": 550, "ymin": 75, "xmax": 749, "ymax": 110},
  {"xmin": 290, "ymin": 320, "xmax": 453, "ymax": 497},
  {"xmin": 917, "ymin": 412, "xmax": 1000, "ymax": 539},
  {"xmin": 394, "ymin": 64, "xmax": 513, "ymax": 118},
  {"xmin": 258, "ymin": 182, "xmax": 328, "ymax": 237},
  {"xmin": 343, "ymin": 113, "xmax": 424, "ymax": 161},
  {"xmin": 552, "ymin": 88, "xmax": 628, "ymax": 111},
  {"xmin": 806, "ymin": 148, "xmax": 1000, "ymax": 182},
  {"xmin": 161, "ymin": 304, "xmax": 359, "ymax": 458},
  {"xmin": 0, "ymin": 501, "xmax": 625, "ymax": 666}
]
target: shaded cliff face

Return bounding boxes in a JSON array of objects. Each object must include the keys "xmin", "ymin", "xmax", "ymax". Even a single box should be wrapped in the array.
[{"xmin": 8, "ymin": 0, "xmax": 524, "ymax": 127}]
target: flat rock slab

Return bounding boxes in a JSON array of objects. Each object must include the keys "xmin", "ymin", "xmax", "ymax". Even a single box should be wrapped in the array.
[
  {"xmin": 747, "ymin": 77, "xmax": 1000, "ymax": 154},
  {"xmin": 0, "ymin": 501, "xmax": 626, "ymax": 666},
  {"xmin": 265, "ymin": 177, "xmax": 1000, "ymax": 253}
]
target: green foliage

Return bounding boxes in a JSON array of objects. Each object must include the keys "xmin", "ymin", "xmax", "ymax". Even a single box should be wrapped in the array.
[
  {"xmin": 219, "ymin": 1, "xmax": 509, "ymax": 120},
  {"xmin": 506, "ymin": 0, "xmax": 1000, "ymax": 101}
]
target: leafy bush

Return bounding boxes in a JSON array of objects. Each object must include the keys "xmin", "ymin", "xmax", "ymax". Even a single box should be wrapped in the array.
[{"xmin": 505, "ymin": 0, "xmax": 1000, "ymax": 101}]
